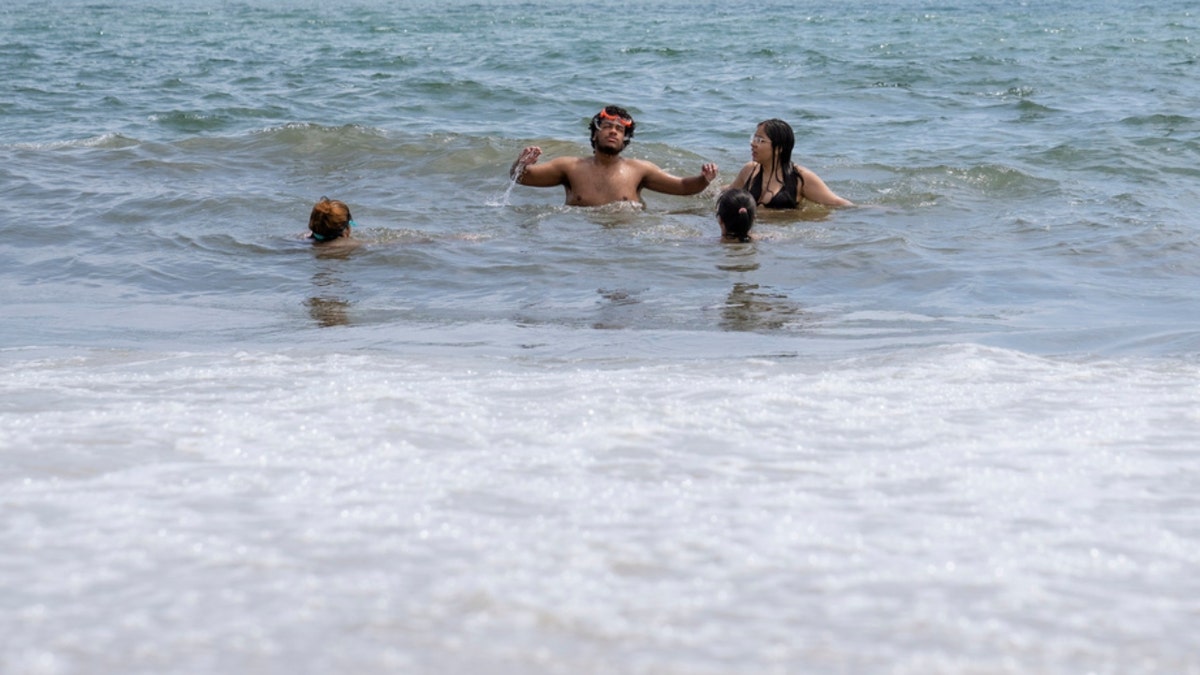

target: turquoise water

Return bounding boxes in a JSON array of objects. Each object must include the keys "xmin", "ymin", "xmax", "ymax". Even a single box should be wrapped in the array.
[{"xmin": 3, "ymin": 1, "xmax": 1200, "ymax": 673}]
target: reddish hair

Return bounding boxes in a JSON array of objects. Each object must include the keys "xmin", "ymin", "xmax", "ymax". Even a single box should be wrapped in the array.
[{"xmin": 309, "ymin": 197, "xmax": 352, "ymax": 241}]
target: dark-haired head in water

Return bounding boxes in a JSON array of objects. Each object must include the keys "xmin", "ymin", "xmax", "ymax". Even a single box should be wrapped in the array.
[
  {"xmin": 717, "ymin": 188, "xmax": 756, "ymax": 242},
  {"xmin": 587, "ymin": 105, "xmax": 637, "ymax": 154}
]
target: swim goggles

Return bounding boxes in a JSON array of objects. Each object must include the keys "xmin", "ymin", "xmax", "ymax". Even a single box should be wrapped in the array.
[
  {"xmin": 311, "ymin": 219, "xmax": 355, "ymax": 242},
  {"xmin": 596, "ymin": 109, "xmax": 633, "ymax": 128}
]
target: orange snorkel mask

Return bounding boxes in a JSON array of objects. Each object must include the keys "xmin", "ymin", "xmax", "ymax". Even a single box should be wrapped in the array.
[
  {"xmin": 596, "ymin": 108, "xmax": 633, "ymax": 129},
  {"xmin": 590, "ymin": 108, "xmax": 636, "ymax": 149}
]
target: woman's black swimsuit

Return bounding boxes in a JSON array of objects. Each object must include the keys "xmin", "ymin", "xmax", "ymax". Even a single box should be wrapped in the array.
[{"xmin": 745, "ymin": 165, "xmax": 804, "ymax": 209}]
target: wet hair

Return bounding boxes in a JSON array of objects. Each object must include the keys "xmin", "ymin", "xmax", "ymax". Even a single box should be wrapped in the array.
[
  {"xmin": 758, "ymin": 118, "xmax": 798, "ymax": 183},
  {"xmin": 589, "ymin": 105, "xmax": 636, "ymax": 150},
  {"xmin": 308, "ymin": 197, "xmax": 353, "ymax": 242},
  {"xmin": 717, "ymin": 188, "xmax": 756, "ymax": 242}
]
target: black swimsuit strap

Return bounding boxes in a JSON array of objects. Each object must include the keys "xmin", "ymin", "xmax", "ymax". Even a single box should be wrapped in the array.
[
  {"xmin": 744, "ymin": 166, "xmax": 763, "ymax": 200},
  {"xmin": 746, "ymin": 164, "xmax": 802, "ymax": 208}
]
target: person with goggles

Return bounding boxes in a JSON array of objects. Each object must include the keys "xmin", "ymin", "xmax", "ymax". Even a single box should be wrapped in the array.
[
  {"xmin": 509, "ymin": 105, "xmax": 718, "ymax": 207},
  {"xmin": 307, "ymin": 196, "xmax": 359, "ymax": 247}
]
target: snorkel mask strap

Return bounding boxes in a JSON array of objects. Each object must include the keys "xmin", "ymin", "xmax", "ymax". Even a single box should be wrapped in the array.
[{"xmin": 312, "ymin": 220, "xmax": 354, "ymax": 242}]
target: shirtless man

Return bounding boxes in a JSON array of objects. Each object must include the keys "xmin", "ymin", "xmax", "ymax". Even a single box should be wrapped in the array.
[{"xmin": 509, "ymin": 106, "xmax": 718, "ymax": 207}]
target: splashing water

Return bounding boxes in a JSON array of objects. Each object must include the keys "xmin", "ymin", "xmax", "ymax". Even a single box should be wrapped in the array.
[{"xmin": 487, "ymin": 166, "xmax": 524, "ymax": 207}]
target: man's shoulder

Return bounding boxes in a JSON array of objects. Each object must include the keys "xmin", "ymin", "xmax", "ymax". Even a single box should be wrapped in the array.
[
  {"xmin": 545, "ymin": 154, "xmax": 586, "ymax": 168},
  {"xmin": 619, "ymin": 157, "xmax": 668, "ymax": 174},
  {"xmin": 550, "ymin": 154, "xmax": 606, "ymax": 173}
]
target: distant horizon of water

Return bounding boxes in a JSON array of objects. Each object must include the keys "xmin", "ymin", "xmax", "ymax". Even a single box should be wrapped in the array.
[{"xmin": 3, "ymin": 0, "xmax": 1200, "ymax": 673}]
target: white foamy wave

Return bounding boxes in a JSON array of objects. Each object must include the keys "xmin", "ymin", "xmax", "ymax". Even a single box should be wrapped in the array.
[
  {"xmin": 2, "ymin": 345, "xmax": 1198, "ymax": 672},
  {"xmin": 9, "ymin": 132, "xmax": 138, "ymax": 151}
]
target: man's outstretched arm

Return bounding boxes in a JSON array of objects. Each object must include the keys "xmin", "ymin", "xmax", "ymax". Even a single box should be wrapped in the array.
[
  {"xmin": 640, "ymin": 161, "xmax": 718, "ymax": 196},
  {"xmin": 510, "ymin": 146, "xmax": 570, "ymax": 187}
]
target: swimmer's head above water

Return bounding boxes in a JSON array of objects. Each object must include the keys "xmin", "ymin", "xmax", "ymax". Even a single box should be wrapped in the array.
[
  {"xmin": 308, "ymin": 197, "xmax": 355, "ymax": 242},
  {"xmin": 589, "ymin": 105, "xmax": 636, "ymax": 153},
  {"xmin": 717, "ymin": 188, "xmax": 756, "ymax": 243},
  {"xmin": 754, "ymin": 118, "xmax": 796, "ymax": 169}
]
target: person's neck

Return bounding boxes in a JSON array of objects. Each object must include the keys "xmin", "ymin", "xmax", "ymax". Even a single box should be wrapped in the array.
[{"xmin": 593, "ymin": 149, "xmax": 623, "ymax": 165}]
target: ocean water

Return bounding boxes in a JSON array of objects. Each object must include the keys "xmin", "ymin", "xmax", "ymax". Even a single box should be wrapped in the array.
[{"xmin": 3, "ymin": 0, "xmax": 1200, "ymax": 672}]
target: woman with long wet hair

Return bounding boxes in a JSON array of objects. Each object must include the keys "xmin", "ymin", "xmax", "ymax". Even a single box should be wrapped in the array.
[{"xmin": 730, "ymin": 118, "xmax": 852, "ymax": 209}]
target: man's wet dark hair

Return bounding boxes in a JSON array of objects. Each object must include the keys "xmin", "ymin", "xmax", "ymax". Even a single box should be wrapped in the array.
[{"xmin": 589, "ymin": 105, "xmax": 636, "ymax": 150}]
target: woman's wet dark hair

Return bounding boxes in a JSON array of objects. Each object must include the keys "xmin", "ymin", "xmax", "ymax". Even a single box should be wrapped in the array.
[
  {"xmin": 589, "ymin": 105, "xmax": 636, "ymax": 149},
  {"xmin": 758, "ymin": 118, "xmax": 800, "ymax": 187},
  {"xmin": 717, "ymin": 188, "xmax": 756, "ymax": 242},
  {"xmin": 758, "ymin": 119, "xmax": 795, "ymax": 167}
]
